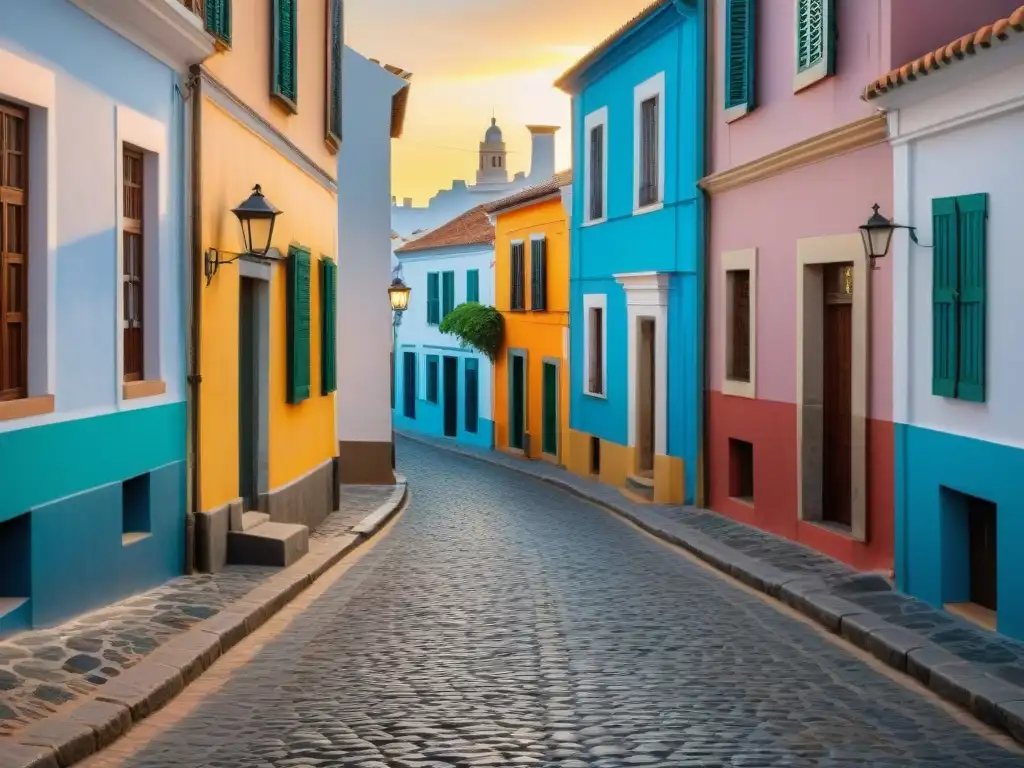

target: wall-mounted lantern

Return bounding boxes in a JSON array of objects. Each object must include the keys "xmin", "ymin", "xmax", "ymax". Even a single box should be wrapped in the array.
[
  {"xmin": 859, "ymin": 203, "xmax": 929, "ymax": 270},
  {"xmin": 388, "ymin": 276, "xmax": 412, "ymax": 319},
  {"xmin": 205, "ymin": 184, "xmax": 283, "ymax": 285}
]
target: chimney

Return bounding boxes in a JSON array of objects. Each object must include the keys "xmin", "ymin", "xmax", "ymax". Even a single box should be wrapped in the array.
[
  {"xmin": 526, "ymin": 125, "xmax": 559, "ymax": 182},
  {"xmin": 403, "ymin": 197, "xmax": 413, "ymax": 207}
]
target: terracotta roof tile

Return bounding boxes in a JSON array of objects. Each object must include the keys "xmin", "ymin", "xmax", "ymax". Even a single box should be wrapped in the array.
[
  {"xmin": 863, "ymin": 5, "xmax": 1024, "ymax": 100},
  {"xmin": 394, "ymin": 206, "xmax": 494, "ymax": 254},
  {"xmin": 483, "ymin": 170, "xmax": 573, "ymax": 214},
  {"xmin": 555, "ymin": 0, "xmax": 674, "ymax": 91}
]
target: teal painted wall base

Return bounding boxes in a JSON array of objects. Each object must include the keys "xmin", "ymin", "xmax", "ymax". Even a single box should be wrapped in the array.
[
  {"xmin": 896, "ymin": 423, "xmax": 1024, "ymax": 641},
  {"xmin": 393, "ymin": 406, "xmax": 495, "ymax": 451},
  {"xmin": 0, "ymin": 404, "xmax": 186, "ymax": 631}
]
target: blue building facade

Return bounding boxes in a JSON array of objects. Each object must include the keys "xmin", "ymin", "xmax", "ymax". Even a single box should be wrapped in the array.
[
  {"xmin": 556, "ymin": 0, "xmax": 706, "ymax": 505},
  {"xmin": 392, "ymin": 207, "xmax": 496, "ymax": 450},
  {"xmin": 0, "ymin": 0, "xmax": 206, "ymax": 632}
]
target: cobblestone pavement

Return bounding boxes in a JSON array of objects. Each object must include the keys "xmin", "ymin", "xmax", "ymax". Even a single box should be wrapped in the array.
[
  {"xmin": 0, "ymin": 484, "xmax": 396, "ymax": 738},
  {"xmin": 103, "ymin": 439, "xmax": 1024, "ymax": 767}
]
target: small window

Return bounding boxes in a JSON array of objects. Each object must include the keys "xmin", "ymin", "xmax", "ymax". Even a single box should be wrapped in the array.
[
  {"xmin": 587, "ymin": 305, "xmax": 605, "ymax": 396},
  {"xmin": 203, "ymin": 0, "xmax": 232, "ymax": 45},
  {"xmin": 271, "ymin": 0, "xmax": 298, "ymax": 111},
  {"xmin": 724, "ymin": 0, "xmax": 756, "ymax": 119},
  {"xmin": 588, "ymin": 124, "xmax": 605, "ymax": 221},
  {"xmin": 510, "ymin": 242, "xmax": 526, "ymax": 310},
  {"xmin": 729, "ymin": 438, "xmax": 754, "ymax": 503},
  {"xmin": 441, "ymin": 270, "xmax": 455, "ymax": 320},
  {"xmin": 638, "ymin": 96, "xmax": 659, "ymax": 207},
  {"xmin": 726, "ymin": 269, "xmax": 750, "ymax": 383},
  {"xmin": 794, "ymin": 0, "xmax": 836, "ymax": 92},
  {"xmin": 466, "ymin": 269, "xmax": 480, "ymax": 303},
  {"xmin": 426, "ymin": 355, "xmax": 439, "ymax": 403},
  {"xmin": 122, "ymin": 472, "xmax": 151, "ymax": 545},
  {"xmin": 589, "ymin": 435, "xmax": 601, "ymax": 476},
  {"xmin": 530, "ymin": 238, "xmax": 547, "ymax": 311},
  {"xmin": 123, "ymin": 146, "xmax": 145, "ymax": 383},
  {"xmin": 426, "ymin": 272, "xmax": 440, "ymax": 325},
  {"xmin": 0, "ymin": 99, "xmax": 28, "ymax": 402}
]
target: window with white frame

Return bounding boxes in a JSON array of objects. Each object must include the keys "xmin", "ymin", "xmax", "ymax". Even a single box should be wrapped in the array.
[
  {"xmin": 583, "ymin": 107, "xmax": 607, "ymax": 223},
  {"xmin": 722, "ymin": 248, "xmax": 757, "ymax": 398},
  {"xmin": 583, "ymin": 293, "xmax": 607, "ymax": 397},
  {"xmin": 793, "ymin": 0, "xmax": 836, "ymax": 92},
  {"xmin": 633, "ymin": 72, "xmax": 665, "ymax": 212}
]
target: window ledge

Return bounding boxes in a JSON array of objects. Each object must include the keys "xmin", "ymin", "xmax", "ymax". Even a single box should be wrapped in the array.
[
  {"xmin": 0, "ymin": 395, "xmax": 55, "ymax": 422},
  {"xmin": 122, "ymin": 532, "xmax": 152, "ymax": 547},
  {"xmin": 123, "ymin": 380, "xmax": 167, "ymax": 400},
  {"xmin": 271, "ymin": 92, "xmax": 298, "ymax": 116},
  {"xmin": 724, "ymin": 103, "xmax": 752, "ymax": 124},
  {"xmin": 582, "ymin": 217, "xmax": 607, "ymax": 228},
  {"xmin": 793, "ymin": 65, "xmax": 831, "ymax": 94},
  {"xmin": 584, "ymin": 390, "xmax": 607, "ymax": 400},
  {"xmin": 729, "ymin": 495, "xmax": 755, "ymax": 508},
  {"xmin": 722, "ymin": 378, "xmax": 756, "ymax": 399},
  {"xmin": 633, "ymin": 202, "xmax": 664, "ymax": 217}
]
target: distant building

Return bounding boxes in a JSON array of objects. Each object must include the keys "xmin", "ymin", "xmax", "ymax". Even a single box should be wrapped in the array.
[{"xmin": 391, "ymin": 121, "xmax": 559, "ymax": 242}]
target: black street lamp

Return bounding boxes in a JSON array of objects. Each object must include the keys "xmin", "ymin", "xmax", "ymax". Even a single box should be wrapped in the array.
[
  {"xmin": 389, "ymin": 274, "xmax": 411, "ymax": 470},
  {"xmin": 205, "ymin": 184, "xmax": 283, "ymax": 285},
  {"xmin": 859, "ymin": 203, "xmax": 927, "ymax": 270}
]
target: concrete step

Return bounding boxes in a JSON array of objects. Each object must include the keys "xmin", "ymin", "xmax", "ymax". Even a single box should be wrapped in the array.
[
  {"xmin": 241, "ymin": 511, "xmax": 270, "ymax": 531},
  {"xmin": 626, "ymin": 474, "xmax": 655, "ymax": 500},
  {"xmin": 227, "ymin": 522, "xmax": 309, "ymax": 568}
]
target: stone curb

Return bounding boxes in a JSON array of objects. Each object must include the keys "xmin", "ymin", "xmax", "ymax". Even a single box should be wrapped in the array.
[
  {"xmin": 5, "ymin": 481, "xmax": 409, "ymax": 768},
  {"xmin": 398, "ymin": 430, "xmax": 1024, "ymax": 746}
]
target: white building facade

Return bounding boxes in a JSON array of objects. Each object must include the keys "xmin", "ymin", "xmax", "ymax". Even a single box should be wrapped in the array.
[{"xmin": 867, "ymin": 8, "xmax": 1024, "ymax": 640}]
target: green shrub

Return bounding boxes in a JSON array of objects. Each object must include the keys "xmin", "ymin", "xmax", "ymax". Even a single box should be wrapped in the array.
[{"xmin": 439, "ymin": 302, "xmax": 504, "ymax": 362}]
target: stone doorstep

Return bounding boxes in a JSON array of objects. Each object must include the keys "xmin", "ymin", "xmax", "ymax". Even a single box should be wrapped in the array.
[
  {"xmin": 399, "ymin": 430, "xmax": 1024, "ymax": 747},
  {"xmin": 6, "ymin": 483, "xmax": 408, "ymax": 768}
]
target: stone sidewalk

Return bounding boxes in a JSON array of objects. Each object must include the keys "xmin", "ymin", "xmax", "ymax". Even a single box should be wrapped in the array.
[
  {"xmin": 399, "ymin": 431, "xmax": 1024, "ymax": 745},
  {"xmin": 0, "ymin": 478, "xmax": 406, "ymax": 768}
]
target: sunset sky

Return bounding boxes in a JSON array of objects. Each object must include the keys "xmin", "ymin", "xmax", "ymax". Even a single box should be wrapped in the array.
[{"xmin": 345, "ymin": 0, "xmax": 652, "ymax": 205}]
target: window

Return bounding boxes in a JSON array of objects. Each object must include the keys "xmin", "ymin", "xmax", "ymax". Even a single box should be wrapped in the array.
[
  {"xmin": 794, "ymin": 0, "xmax": 836, "ymax": 92},
  {"xmin": 583, "ymin": 294, "xmax": 606, "ymax": 397},
  {"xmin": 729, "ymin": 438, "xmax": 754, "ymax": 503},
  {"xmin": 0, "ymin": 100, "xmax": 28, "ymax": 402},
  {"xmin": 272, "ymin": 0, "xmax": 298, "ymax": 111},
  {"xmin": 530, "ymin": 237, "xmax": 547, "ymax": 311},
  {"xmin": 122, "ymin": 472, "xmax": 151, "ymax": 545},
  {"xmin": 724, "ymin": 0, "xmax": 756, "ymax": 120},
  {"xmin": 510, "ymin": 242, "xmax": 525, "ymax": 310},
  {"xmin": 466, "ymin": 269, "xmax": 479, "ymax": 303},
  {"xmin": 204, "ymin": 0, "xmax": 232, "ymax": 46},
  {"xmin": 122, "ymin": 147, "xmax": 144, "ymax": 383},
  {"xmin": 722, "ymin": 248, "xmax": 757, "ymax": 398},
  {"xmin": 584, "ymin": 107, "xmax": 607, "ymax": 223},
  {"xmin": 325, "ymin": 0, "xmax": 343, "ymax": 149},
  {"xmin": 426, "ymin": 272, "xmax": 440, "ymax": 325},
  {"xmin": 286, "ymin": 245, "xmax": 312, "ymax": 404},
  {"xmin": 932, "ymin": 194, "xmax": 988, "ymax": 402},
  {"xmin": 403, "ymin": 350, "xmax": 416, "ymax": 419},
  {"xmin": 319, "ymin": 256, "xmax": 337, "ymax": 394},
  {"xmin": 633, "ymin": 72, "xmax": 664, "ymax": 212},
  {"xmin": 441, "ymin": 270, "xmax": 455, "ymax": 320},
  {"xmin": 465, "ymin": 358, "xmax": 479, "ymax": 433},
  {"xmin": 426, "ymin": 355, "xmax": 439, "ymax": 403}
]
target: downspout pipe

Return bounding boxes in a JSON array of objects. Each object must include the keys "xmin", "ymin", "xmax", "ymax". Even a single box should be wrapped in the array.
[{"xmin": 698, "ymin": 0, "xmax": 711, "ymax": 509}]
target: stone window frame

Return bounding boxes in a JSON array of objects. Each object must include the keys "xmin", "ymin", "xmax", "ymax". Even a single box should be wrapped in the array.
[
  {"xmin": 721, "ymin": 247, "xmax": 757, "ymax": 399},
  {"xmin": 582, "ymin": 292, "xmax": 607, "ymax": 399},
  {"xmin": 632, "ymin": 71, "xmax": 666, "ymax": 215},
  {"xmin": 582, "ymin": 106, "xmax": 608, "ymax": 226}
]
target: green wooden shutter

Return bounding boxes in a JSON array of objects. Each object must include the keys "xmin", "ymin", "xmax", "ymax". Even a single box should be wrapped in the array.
[
  {"xmin": 287, "ymin": 246, "xmax": 312, "ymax": 404},
  {"xmin": 931, "ymin": 197, "xmax": 959, "ymax": 399},
  {"xmin": 442, "ymin": 271, "xmax": 455, "ymax": 319},
  {"xmin": 205, "ymin": 0, "xmax": 232, "ymax": 44},
  {"xmin": 320, "ymin": 257, "xmax": 337, "ymax": 395},
  {"xmin": 427, "ymin": 272, "xmax": 439, "ymax": 325},
  {"xmin": 796, "ymin": 0, "xmax": 835, "ymax": 77},
  {"xmin": 272, "ymin": 0, "xmax": 298, "ymax": 108},
  {"xmin": 956, "ymin": 193, "xmax": 988, "ymax": 403},
  {"xmin": 466, "ymin": 269, "xmax": 479, "ymax": 303},
  {"xmin": 327, "ymin": 0, "xmax": 343, "ymax": 143},
  {"xmin": 725, "ymin": 0, "xmax": 756, "ymax": 113}
]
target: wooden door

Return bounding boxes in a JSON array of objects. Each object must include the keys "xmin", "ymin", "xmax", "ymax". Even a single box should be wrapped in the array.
[
  {"xmin": 403, "ymin": 351, "xmax": 416, "ymax": 419},
  {"xmin": 822, "ymin": 264, "xmax": 853, "ymax": 527},
  {"xmin": 542, "ymin": 362, "xmax": 558, "ymax": 456},
  {"xmin": 968, "ymin": 497, "xmax": 997, "ymax": 610},
  {"xmin": 443, "ymin": 356, "xmax": 458, "ymax": 437},
  {"xmin": 238, "ymin": 279, "xmax": 259, "ymax": 511},
  {"xmin": 510, "ymin": 353, "xmax": 525, "ymax": 450},
  {"xmin": 636, "ymin": 318, "xmax": 656, "ymax": 475}
]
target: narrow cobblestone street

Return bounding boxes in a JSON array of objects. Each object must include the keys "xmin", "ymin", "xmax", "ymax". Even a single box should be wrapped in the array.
[{"xmin": 90, "ymin": 439, "xmax": 1024, "ymax": 767}]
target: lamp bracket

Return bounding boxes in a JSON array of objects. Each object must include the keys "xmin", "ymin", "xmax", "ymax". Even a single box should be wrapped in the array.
[
  {"xmin": 906, "ymin": 226, "xmax": 932, "ymax": 248},
  {"xmin": 204, "ymin": 247, "xmax": 245, "ymax": 286}
]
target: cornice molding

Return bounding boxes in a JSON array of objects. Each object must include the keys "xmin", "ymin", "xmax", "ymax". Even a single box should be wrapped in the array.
[
  {"xmin": 700, "ymin": 114, "xmax": 888, "ymax": 196},
  {"xmin": 68, "ymin": 0, "xmax": 215, "ymax": 72}
]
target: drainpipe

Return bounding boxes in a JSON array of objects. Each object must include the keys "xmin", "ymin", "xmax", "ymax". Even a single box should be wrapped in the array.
[
  {"xmin": 185, "ymin": 65, "xmax": 204, "ymax": 574},
  {"xmin": 692, "ymin": 0, "xmax": 711, "ymax": 508}
]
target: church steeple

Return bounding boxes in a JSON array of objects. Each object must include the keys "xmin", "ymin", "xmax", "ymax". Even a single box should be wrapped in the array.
[{"xmin": 477, "ymin": 117, "xmax": 508, "ymax": 184}]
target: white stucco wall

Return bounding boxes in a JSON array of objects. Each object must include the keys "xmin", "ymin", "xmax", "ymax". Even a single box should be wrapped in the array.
[
  {"xmin": 394, "ymin": 246, "xmax": 495, "ymax": 418},
  {"xmin": 889, "ymin": 46, "xmax": 1024, "ymax": 448},
  {"xmin": 336, "ymin": 46, "xmax": 408, "ymax": 444}
]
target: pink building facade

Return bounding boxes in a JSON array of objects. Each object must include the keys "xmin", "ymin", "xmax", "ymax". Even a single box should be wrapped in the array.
[{"xmin": 703, "ymin": 0, "xmax": 1022, "ymax": 571}]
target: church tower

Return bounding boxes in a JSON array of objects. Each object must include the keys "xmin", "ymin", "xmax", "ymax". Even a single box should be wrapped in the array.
[{"xmin": 476, "ymin": 117, "xmax": 509, "ymax": 184}]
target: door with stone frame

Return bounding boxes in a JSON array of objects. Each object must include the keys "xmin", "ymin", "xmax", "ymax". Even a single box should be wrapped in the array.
[
  {"xmin": 822, "ymin": 263, "xmax": 853, "ymax": 528},
  {"xmin": 636, "ymin": 317, "xmax": 656, "ymax": 476}
]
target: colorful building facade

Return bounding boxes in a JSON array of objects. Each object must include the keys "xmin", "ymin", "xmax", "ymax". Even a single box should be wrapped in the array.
[
  {"xmin": 0, "ymin": 0, "xmax": 208, "ymax": 631},
  {"xmin": 392, "ymin": 206, "xmax": 495, "ymax": 449},
  {"xmin": 193, "ymin": 0, "xmax": 341, "ymax": 570},
  {"xmin": 865, "ymin": 6, "xmax": 1024, "ymax": 638},
  {"xmin": 485, "ymin": 172, "xmax": 572, "ymax": 465},
  {"xmin": 556, "ymin": 0, "xmax": 706, "ymax": 505},
  {"xmin": 703, "ymin": 0, "xmax": 1016, "ymax": 571}
]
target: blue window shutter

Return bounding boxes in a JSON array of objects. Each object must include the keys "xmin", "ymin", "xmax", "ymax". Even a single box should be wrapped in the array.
[
  {"xmin": 205, "ymin": 0, "xmax": 232, "ymax": 44},
  {"xmin": 466, "ymin": 269, "xmax": 479, "ymax": 303},
  {"xmin": 725, "ymin": 0, "xmax": 756, "ymax": 113},
  {"xmin": 287, "ymin": 246, "xmax": 312, "ymax": 404},
  {"xmin": 427, "ymin": 272, "xmax": 439, "ymax": 325},
  {"xmin": 272, "ymin": 0, "xmax": 298, "ymax": 109},
  {"xmin": 956, "ymin": 193, "xmax": 988, "ymax": 403},
  {"xmin": 319, "ymin": 257, "xmax": 337, "ymax": 395},
  {"xmin": 931, "ymin": 197, "xmax": 959, "ymax": 399}
]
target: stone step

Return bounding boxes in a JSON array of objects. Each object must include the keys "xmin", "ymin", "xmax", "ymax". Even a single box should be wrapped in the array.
[
  {"xmin": 227, "ymin": 522, "xmax": 309, "ymax": 568},
  {"xmin": 626, "ymin": 473, "xmax": 655, "ymax": 494},
  {"xmin": 241, "ymin": 511, "xmax": 270, "ymax": 531}
]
